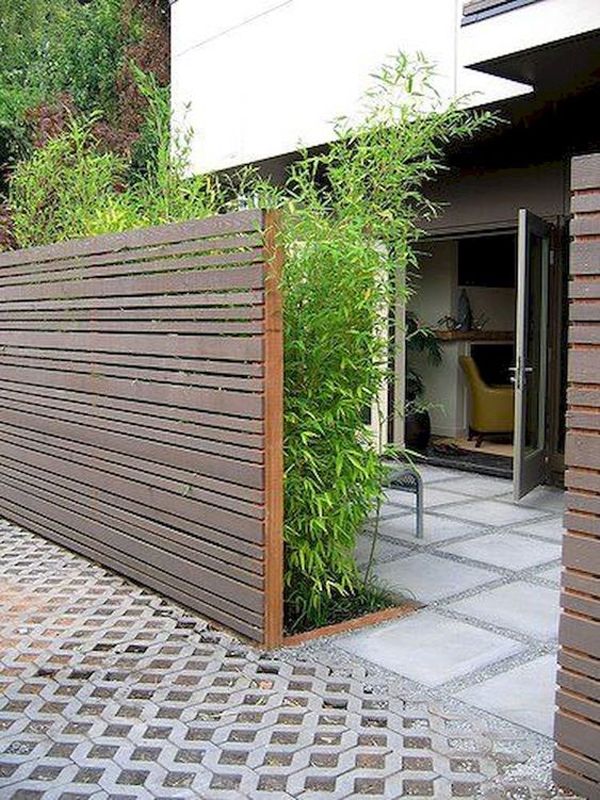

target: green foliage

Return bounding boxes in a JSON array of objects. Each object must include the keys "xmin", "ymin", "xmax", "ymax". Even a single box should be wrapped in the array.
[
  {"xmin": 280, "ymin": 214, "xmax": 393, "ymax": 631},
  {"xmin": 44, "ymin": 0, "xmax": 128, "ymax": 117},
  {"xmin": 0, "ymin": 0, "xmax": 127, "ymax": 127},
  {"xmin": 9, "ymin": 74, "xmax": 220, "ymax": 245},
  {"xmin": 0, "ymin": 0, "xmax": 163, "ymax": 195},
  {"xmin": 9, "ymin": 115, "xmax": 128, "ymax": 247},
  {"xmin": 405, "ymin": 310, "xmax": 443, "ymax": 402},
  {"xmin": 245, "ymin": 53, "xmax": 494, "ymax": 631}
]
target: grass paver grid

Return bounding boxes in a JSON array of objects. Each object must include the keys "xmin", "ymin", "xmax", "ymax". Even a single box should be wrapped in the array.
[{"xmin": 0, "ymin": 518, "xmax": 574, "ymax": 798}]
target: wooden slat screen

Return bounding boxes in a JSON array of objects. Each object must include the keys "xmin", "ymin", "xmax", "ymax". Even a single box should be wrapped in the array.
[
  {"xmin": 554, "ymin": 153, "xmax": 600, "ymax": 797},
  {"xmin": 0, "ymin": 209, "xmax": 284, "ymax": 645}
]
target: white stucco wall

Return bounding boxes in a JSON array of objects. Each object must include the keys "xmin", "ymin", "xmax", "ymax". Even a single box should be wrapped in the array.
[{"xmin": 171, "ymin": 0, "xmax": 532, "ymax": 174}]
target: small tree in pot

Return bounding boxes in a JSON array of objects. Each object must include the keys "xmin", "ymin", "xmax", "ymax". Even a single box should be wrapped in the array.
[{"xmin": 404, "ymin": 310, "xmax": 443, "ymax": 451}]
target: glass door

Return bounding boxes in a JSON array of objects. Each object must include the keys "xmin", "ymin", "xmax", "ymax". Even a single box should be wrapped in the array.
[{"xmin": 513, "ymin": 209, "xmax": 552, "ymax": 500}]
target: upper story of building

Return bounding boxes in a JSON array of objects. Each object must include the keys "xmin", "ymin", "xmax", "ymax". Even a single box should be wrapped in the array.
[{"xmin": 170, "ymin": 0, "xmax": 600, "ymax": 175}]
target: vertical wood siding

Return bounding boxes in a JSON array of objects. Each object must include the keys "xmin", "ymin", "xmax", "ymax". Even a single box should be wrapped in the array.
[
  {"xmin": 554, "ymin": 153, "xmax": 600, "ymax": 797},
  {"xmin": 0, "ymin": 210, "xmax": 284, "ymax": 644}
]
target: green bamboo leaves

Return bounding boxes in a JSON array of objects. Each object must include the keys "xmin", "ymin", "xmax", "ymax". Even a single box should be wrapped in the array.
[{"xmin": 248, "ymin": 53, "xmax": 495, "ymax": 631}]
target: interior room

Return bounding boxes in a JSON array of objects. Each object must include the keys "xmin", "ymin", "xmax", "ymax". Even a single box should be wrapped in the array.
[{"xmin": 407, "ymin": 231, "xmax": 518, "ymax": 476}]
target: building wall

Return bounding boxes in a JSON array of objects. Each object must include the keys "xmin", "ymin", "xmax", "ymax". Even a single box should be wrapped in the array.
[
  {"xmin": 409, "ymin": 158, "xmax": 564, "ymax": 440},
  {"xmin": 460, "ymin": 0, "xmax": 600, "ymax": 67},
  {"xmin": 170, "ymin": 0, "xmax": 599, "ymax": 176},
  {"xmin": 170, "ymin": 0, "xmax": 530, "ymax": 174},
  {"xmin": 424, "ymin": 161, "xmax": 570, "ymax": 235}
]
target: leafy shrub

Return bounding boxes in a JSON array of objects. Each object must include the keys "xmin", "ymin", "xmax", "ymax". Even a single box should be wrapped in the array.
[
  {"xmin": 0, "ymin": 1, "xmax": 125, "ymax": 136},
  {"xmin": 8, "ymin": 76, "xmax": 220, "ymax": 246},
  {"xmin": 246, "ymin": 54, "xmax": 494, "ymax": 631},
  {"xmin": 9, "ymin": 115, "xmax": 128, "ymax": 246},
  {"xmin": 0, "ymin": 0, "xmax": 169, "ymax": 194}
]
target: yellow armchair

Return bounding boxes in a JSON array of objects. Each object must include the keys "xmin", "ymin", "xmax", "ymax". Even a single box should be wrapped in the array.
[{"xmin": 459, "ymin": 356, "xmax": 514, "ymax": 447}]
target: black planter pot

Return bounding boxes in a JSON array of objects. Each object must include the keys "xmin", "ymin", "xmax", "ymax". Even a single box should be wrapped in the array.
[{"xmin": 404, "ymin": 409, "xmax": 431, "ymax": 452}]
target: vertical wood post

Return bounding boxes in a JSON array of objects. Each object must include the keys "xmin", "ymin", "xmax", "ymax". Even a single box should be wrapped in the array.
[
  {"xmin": 554, "ymin": 153, "xmax": 600, "ymax": 798},
  {"xmin": 392, "ymin": 264, "xmax": 406, "ymax": 448},
  {"xmin": 262, "ymin": 209, "xmax": 285, "ymax": 647}
]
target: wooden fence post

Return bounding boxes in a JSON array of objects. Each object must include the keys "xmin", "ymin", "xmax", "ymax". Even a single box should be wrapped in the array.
[
  {"xmin": 554, "ymin": 153, "xmax": 600, "ymax": 798},
  {"xmin": 263, "ymin": 209, "xmax": 285, "ymax": 647}
]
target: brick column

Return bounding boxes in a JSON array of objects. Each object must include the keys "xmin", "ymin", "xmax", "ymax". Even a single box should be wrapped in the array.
[{"xmin": 554, "ymin": 153, "xmax": 600, "ymax": 798}]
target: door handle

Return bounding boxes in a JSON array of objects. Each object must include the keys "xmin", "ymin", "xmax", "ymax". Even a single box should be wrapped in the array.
[{"xmin": 510, "ymin": 364, "xmax": 533, "ymax": 388}]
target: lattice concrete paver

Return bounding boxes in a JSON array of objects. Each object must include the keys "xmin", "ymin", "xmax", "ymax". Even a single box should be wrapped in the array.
[{"xmin": 0, "ymin": 520, "xmax": 573, "ymax": 799}]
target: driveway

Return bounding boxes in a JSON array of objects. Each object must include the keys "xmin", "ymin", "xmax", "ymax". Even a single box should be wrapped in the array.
[{"xmin": 0, "ymin": 482, "xmax": 572, "ymax": 799}]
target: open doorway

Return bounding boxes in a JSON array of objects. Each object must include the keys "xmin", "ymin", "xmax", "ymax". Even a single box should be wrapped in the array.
[
  {"xmin": 406, "ymin": 230, "xmax": 517, "ymax": 477},
  {"xmin": 402, "ymin": 210, "xmax": 568, "ymax": 497}
]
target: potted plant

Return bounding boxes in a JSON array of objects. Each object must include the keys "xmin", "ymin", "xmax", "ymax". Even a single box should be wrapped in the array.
[{"xmin": 404, "ymin": 311, "xmax": 442, "ymax": 450}]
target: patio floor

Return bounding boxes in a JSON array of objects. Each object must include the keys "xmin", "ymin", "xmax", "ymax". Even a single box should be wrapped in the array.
[
  {"xmin": 0, "ymin": 468, "xmax": 573, "ymax": 799},
  {"xmin": 346, "ymin": 466, "xmax": 564, "ymax": 738}
]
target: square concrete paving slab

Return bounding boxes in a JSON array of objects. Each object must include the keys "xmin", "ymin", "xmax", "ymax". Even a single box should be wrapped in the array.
[
  {"xmin": 516, "ymin": 486, "xmax": 565, "ymax": 513},
  {"xmin": 454, "ymin": 654, "xmax": 558, "ymax": 736},
  {"xmin": 438, "ymin": 532, "xmax": 561, "ymax": 571},
  {"xmin": 408, "ymin": 465, "xmax": 466, "ymax": 484},
  {"xmin": 386, "ymin": 486, "xmax": 468, "ymax": 511},
  {"xmin": 512, "ymin": 516, "xmax": 566, "ymax": 542},
  {"xmin": 373, "ymin": 502, "xmax": 412, "ymax": 521},
  {"xmin": 440, "ymin": 499, "xmax": 548, "ymax": 527},
  {"xmin": 373, "ymin": 552, "xmax": 497, "ymax": 603},
  {"xmin": 447, "ymin": 581, "xmax": 560, "ymax": 640},
  {"xmin": 336, "ymin": 610, "xmax": 523, "ymax": 686},
  {"xmin": 378, "ymin": 513, "xmax": 483, "ymax": 544},
  {"xmin": 354, "ymin": 534, "xmax": 409, "ymax": 567},
  {"xmin": 434, "ymin": 475, "xmax": 513, "ymax": 499},
  {"xmin": 533, "ymin": 563, "xmax": 563, "ymax": 586}
]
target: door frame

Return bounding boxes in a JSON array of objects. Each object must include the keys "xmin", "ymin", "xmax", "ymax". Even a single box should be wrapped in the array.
[
  {"xmin": 513, "ymin": 209, "xmax": 551, "ymax": 499},
  {"xmin": 391, "ymin": 219, "xmax": 568, "ymax": 492}
]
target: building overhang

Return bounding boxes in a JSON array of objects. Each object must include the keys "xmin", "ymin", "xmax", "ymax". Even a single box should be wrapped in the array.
[{"xmin": 465, "ymin": 29, "xmax": 600, "ymax": 99}]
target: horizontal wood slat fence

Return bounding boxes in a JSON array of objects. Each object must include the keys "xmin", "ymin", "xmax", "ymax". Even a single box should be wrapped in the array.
[
  {"xmin": 0, "ymin": 209, "xmax": 284, "ymax": 646},
  {"xmin": 554, "ymin": 153, "xmax": 600, "ymax": 797}
]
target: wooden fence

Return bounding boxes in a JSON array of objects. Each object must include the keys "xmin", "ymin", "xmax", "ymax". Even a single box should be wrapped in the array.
[
  {"xmin": 554, "ymin": 153, "xmax": 600, "ymax": 796},
  {"xmin": 0, "ymin": 209, "xmax": 284, "ymax": 646}
]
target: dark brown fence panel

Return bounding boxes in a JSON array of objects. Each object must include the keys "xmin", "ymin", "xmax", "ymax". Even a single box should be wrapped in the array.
[
  {"xmin": 0, "ymin": 209, "xmax": 284, "ymax": 645},
  {"xmin": 554, "ymin": 154, "xmax": 600, "ymax": 797}
]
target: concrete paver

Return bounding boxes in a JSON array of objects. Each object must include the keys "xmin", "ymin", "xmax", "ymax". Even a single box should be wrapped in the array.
[
  {"xmin": 337, "ymin": 612, "xmax": 523, "ymax": 686},
  {"xmin": 446, "ymin": 582, "xmax": 560, "ymax": 640},
  {"xmin": 455, "ymin": 655, "xmax": 558, "ymax": 737},
  {"xmin": 373, "ymin": 553, "xmax": 498, "ymax": 603},
  {"xmin": 376, "ymin": 513, "xmax": 483, "ymax": 544},
  {"xmin": 345, "ymin": 466, "xmax": 566, "ymax": 754},
  {"xmin": 438, "ymin": 533, "xmax": 561, "ymax": 571},
  {"xmin": 439, "ymin": 499, "xmax": 548, "ymax": 527}
]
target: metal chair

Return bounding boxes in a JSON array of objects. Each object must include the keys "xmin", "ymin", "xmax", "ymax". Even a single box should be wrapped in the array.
[{"xmin": 387, "ymin": 466, "xmax": 424, "ymax": 539}]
